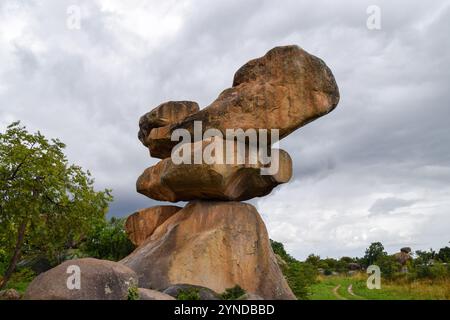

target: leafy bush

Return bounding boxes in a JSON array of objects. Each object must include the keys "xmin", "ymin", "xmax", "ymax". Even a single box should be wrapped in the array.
[
  {"xmin": 80, "ymin": 217, "xmax": 135, "ymax": 261},
  {"xmin": 375, "ymin": 254, "xmax": 402, "ymax": 279},
  {"xmin": 271, "ymin": 240, "xmax": 318, "ymax": 299},
  {"xmin": 220, "ymin": 285, "xmax": 246, "ymax": 300},
  {"xmin": 323, "ymin": 269, "xmax": 333, "ymax": 276},
  {"xmin": 176, "ymin": 288, "xmax": 201, "ymax": 300},
  {"xmin": 413, "ymin": 262, "xmax": 449, "ymax": 280},
  {"xmin": 127, "ymin": 285, "xmax": 140, "ymax": 300},
  {"xmin": 437, "ymin": 247, "xmax": 450, "ymax": 263},
  {"xmin": 5, "ymin": 267, "xmax": 36, "ymax": 293}
]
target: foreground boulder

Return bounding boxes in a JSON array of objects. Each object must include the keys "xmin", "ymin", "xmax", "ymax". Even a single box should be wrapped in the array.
[
  {"xmin": 121, "ymin": 201, "xmax": 295, "ymax": 300},
  {"xmin": 24, "ymin": 258, "xmax": 137, "ymax": 300},
  {"xmin": 125, "ymin": 205, "xmax": 182, "ymax": 246},
  {"xmin": 140, "ymin": 45, "xmax": 339, "ymax": 158},
  {"xmin": 0, "ymin": 289, "xmax": 21, "ymax": 300},
  {"xmin": 136, "ymin": 137, "xmax": 292, "ymax": 202}
]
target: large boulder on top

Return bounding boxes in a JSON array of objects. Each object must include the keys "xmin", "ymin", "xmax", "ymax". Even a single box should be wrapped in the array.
[
  {"xmin": 136, "ymin": 137, "xmax": 292, "ymax": 202},
  {"xmin": 120, "ymin": 201, "xmax": 296, "ymax": 300},
  {"xmin": 125, "ymin": 205, "xmax": 182, "ymax": 246},
  {"xmin": 24, "ymin": 258, "xmax": 137, "ymax": 300},
  {"xmin": 140, "ymin": 45, "xmax": 339, "ymax": 159}
]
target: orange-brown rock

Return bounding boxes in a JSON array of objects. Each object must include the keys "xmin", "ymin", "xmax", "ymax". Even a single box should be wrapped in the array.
[
  {"xmin": 140, "ymin": 45, "xmax": 339, "ymax": 158},
  {"xmin": 138, "ymin": 101, "xmax": 199, "ymax": 158},
  {"xmin": 125, "ymin": 206, "xmax": 182, "ymax": 246},
  {"xmin": 120, "ymin": 201, "xmax": 295, "ymax": 300},
  {"xmin": 136, "ymin": 138, "xmax": 292, "ymax": 202}
]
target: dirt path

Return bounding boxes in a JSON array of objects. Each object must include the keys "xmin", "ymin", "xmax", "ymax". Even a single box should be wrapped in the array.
[
  {"xmin": 347, "ymin": 284, "xmax": 365, "ymax": 300},
  {"xmin": 332, "ymin": 284, "xmax": 347, "ymax": 300}
]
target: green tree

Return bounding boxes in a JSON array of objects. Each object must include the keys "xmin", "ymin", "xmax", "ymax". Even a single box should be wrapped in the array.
[
  {"xmin": 81, "ymin": 217, "xmax": 135, "ymax": 261},
  {"xmin": 362, "ymin": 242, "xmax": 387, "ymax": 267},
  {"xmin": 270, "ymin": 240, "xmax": 318, "ymax": 299},
  {"xmin": 414, "ymin": 249, "xmax": 436, "ymax": 266},
  {"xmin": 0, "ymin": 122, "xmax": 112, "ymax": 289},
  {"xmin": 437, "ymin": 246, "xmax": 450, "ymax": 263},
  {"xmin": 375, "ymin": 254, "xmax": 401, "ymax": 279},
  {"xmin": 305, "ymin": 254, "xmax": 321, "ymax": 267}
]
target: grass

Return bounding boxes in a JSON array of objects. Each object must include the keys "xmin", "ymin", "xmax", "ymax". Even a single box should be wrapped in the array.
[
  {"xmin": 1, "ymin": 268, "xmax": 36, "ymax": 294},
  {"xmin": 309, "ymin": 273, "xmax": 450, "ymax": 300}
]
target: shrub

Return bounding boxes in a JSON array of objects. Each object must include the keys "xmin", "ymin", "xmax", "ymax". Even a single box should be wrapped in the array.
[
  {"xmin": 375, "ymin": 255, "xmax": 402, "ymax": 279},
  {"xmin": 176, "ymin": 288, "xmax": 201, "ymax": 300},
  {"xmin": 220, "ymin": 285, "xmax": 246, "ymax": 300},
  {"xmin": 127, "ymin": 285, "xmax": 140, "ymax": 300},
  {"xmin": 80, "ymin": 217, "xmax": 135, "ymax": 261},
  {"xmin": 270, "ymin": 240, "xmax": 318, "ymax": 299},
  {"xmin": 413, "ymin": 262, "xmax": 449, "ymax": 280}
]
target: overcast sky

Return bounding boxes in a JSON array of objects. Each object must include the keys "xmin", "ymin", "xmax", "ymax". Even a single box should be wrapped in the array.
[{"xmin": 1, "ymin": 0, "xmax": 449, "ymax": 259}]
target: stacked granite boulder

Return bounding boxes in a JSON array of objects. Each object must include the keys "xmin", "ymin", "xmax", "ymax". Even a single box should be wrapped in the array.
[{"xmin": 121, "ymin": 45, "xmax": 339, "ymax": 300}]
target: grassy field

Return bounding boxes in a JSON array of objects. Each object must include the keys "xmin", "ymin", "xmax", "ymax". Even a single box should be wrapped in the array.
[{"xmin": 310, "ymin": 273, "xmax": 450, "ymax": 300}]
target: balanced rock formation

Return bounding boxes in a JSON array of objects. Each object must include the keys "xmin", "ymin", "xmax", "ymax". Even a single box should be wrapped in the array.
[
  {"xmin": 125, "ymin": 205, "xmax": 182, "ymax": 246},
  {"xmin": 136, "ymin": 137, "xmax": 292, "ymax": 202},
  {"xmin": 139, "ymin": 45, "xmax": 339, "ymax": 159},
  {"xmin": 121, "ymin": 45, "xmax": 339, "ymax": 300},
  {"xmin": 24, "ymin": 258, "xmax": 137, "ymax": 300},
  {"xmin": 121, "ymin": 201, "xmax": 295, "ymax": 300}
]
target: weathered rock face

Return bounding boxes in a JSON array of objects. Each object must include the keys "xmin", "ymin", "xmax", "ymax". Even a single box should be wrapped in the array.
[
  {"xmin": 24, "ymin": 258, "xmax": 137, "ymax": 300},
  {"xmin": 121, "ymin": 201, "xmax": 295, "ymax": 300},
  {"xmin": 401, "ymin": 247, "xmax": 412, "ymax": 254},
  {"xmin": 0, "ymin": 289, "xmax": 21, "ymax": 300},
  {"xmin": 140, "ymin": 45, "xmax": 339, "ymax": 159},
  {"xmin": 139, "ymin": 101, "xmax": 199, "ymax": 158},
  {"xmin": 138, "ymin": 288, "xmax": 175, "ymax": 300},
  {"xmin": 395, "ymin": 251, "xmax": 412, "ymax": 266},
  {"xmin": 125, "ymin": 206, "xmax": 182, "ymax": 246},
  {"xmin": 136, "ymin": 137, "xmax": 292, "ymax": 202}
]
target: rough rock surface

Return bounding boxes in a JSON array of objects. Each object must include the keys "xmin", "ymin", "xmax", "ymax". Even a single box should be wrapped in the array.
[
  {"xmin": 162, "ymin": 284, "xmax": 220, "ymax": 300},
  {"xmin": 125, "ymin": 206, "xmax": 182, "ymax": 246},
  {"xmin": 139, "ymin": 101, "xmax": 199, "ymax": 158},
  {"xmin": 140, "ymin": 45, "xmax": 339, "ymax": 158},
  {"xmin": 136, "ymin": 138, "xmax": 292, "ymax": 202},
  {"xmin": 24, "ymin": 258, "xmax": 138, "ymax": 300},
  {"xmin": 0, "ymin": 289, "xmax": 21, "ymax": 300},
  {"xmin": 400, "ymin": 247, "xmax": 412, "ymax": 254},
  {"xmin": 138, "ymin": 288, "xmax": 175, "ymax": 300},
  {"xmin": 395, "ymin": 251, "xmax": 412, "ymax": 266},
  {"xmin": 237, "ymin": 293, "xmax": 264, "ymax": 300},
  {"xmin": 121, "ymin": 201, "xmax": 295, "ymax": 300}
]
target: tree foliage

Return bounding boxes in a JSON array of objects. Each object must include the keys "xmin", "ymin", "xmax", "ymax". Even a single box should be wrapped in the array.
[
  {"xmin": 0, "ymin": 122, "xmax": 112, "ymax": 288},
  {"xmin": 270, "ymin": 240, "xmax": 318, "ymax": 299},
  {"xmin": 362, "ymin": 242, "xmax": 387, "ymax": 267},
  {"xmin": 81, "ymin": 217, "xmax": 135, "ymax": 261}
]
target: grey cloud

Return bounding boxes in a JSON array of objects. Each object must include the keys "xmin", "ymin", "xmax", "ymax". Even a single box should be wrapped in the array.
[{"xmin": 369, "ymin": 197, "xmax": 417, "ymax": 216}]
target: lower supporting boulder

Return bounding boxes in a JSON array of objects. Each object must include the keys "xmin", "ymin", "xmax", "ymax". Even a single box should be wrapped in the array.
[{"xmin": 120, "ymin": 201, "xmax": 295, "ymax": 300}]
